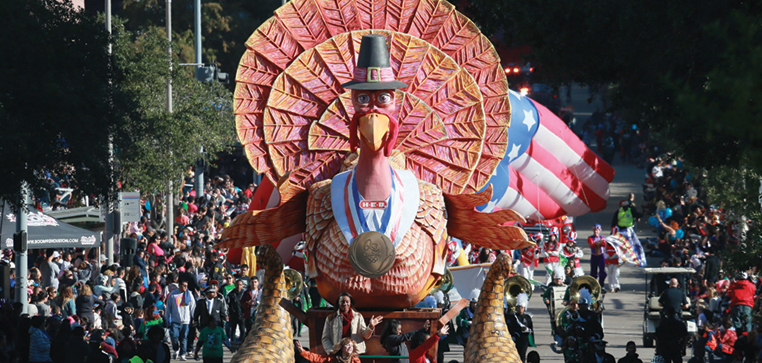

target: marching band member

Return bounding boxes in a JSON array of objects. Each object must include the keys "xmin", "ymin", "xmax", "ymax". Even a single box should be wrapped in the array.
[
  {"xmin": 518, "ymin": 233, "xmax": 543, "ymax": 286},
  {"xmin": 543, "ymin": 227, "xmax": 562, "ymax": 285},
  {"xmin": 505, "ymin": 293, "xmax": 533, "ymax": 363},
  {"xmin": 542, "ymin": 266, "xmax": 567, "ymax": 306},
  {"xmin": 560, "ymin": 231, "xmax": 584, "ymax": 277},
  {"xmin": 586, "ymin": 224, "xmax": 607, "ymax": 288},
  {"xmin": 605, "ymin": 228, "xmax": 621, "ymax": 292}
]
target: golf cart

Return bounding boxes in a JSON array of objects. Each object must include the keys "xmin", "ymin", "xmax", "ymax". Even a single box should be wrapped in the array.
[{"xmin": 642, "ymin": 267, "xmax": 698, "ymax": 347}]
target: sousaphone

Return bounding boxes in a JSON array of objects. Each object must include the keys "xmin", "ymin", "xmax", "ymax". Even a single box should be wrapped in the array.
[
  {"xmin": 568, "ymin": 275, "xmax": 603, "ymax": 311},
  {"xmin": 283, "ymin": 269, "xmax": 303, "ymax": 300},
  {"xmin": 431, "ymin": 269, "xmax": 454, "ymax": 294},
  {"xmin": 505, "ymin": 275, "xmax": 533, "ymax": 309}
]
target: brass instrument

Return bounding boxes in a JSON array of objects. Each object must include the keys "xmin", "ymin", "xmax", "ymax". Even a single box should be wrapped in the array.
[
  {"xmin": 431, "ymin": 269, "xmax": 454, "ymax": 293},
  {"xmin": 505, "ymin": 275, "xmax": 533, "ymax": 309},
  {"xmin": 283, "ymin": 269, "xmax": 303, "ymax": 300},
  {"xmin": 568, "ymin": 275, "xmax": 603, "ymax": 311},
  {"xmin": 555, "ymin": 305, "xmax": 570, "ymax": 330}
]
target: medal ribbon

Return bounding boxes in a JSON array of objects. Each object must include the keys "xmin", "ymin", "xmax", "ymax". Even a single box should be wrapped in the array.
[{"xmin": 344, "ymin": 168, "xmax": 405, "ymax": 241}]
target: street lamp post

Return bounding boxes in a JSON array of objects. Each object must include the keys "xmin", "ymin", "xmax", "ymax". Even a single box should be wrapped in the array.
[
  {"xmin": 14, "ymin": 185, "xmax": 31, "ymax": 315},
  {"xmin": 194, "ymin": 0, "xmax": 205, "ymax": 197},
  {"xmin": 166, "ymin": 0, "xmax": 174, "ymax": 237}
]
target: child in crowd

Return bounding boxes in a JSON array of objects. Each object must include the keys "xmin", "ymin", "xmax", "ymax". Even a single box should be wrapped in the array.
[{"xmin": 194, "ymin": 318, "xmax": 227, "ymax": 363}]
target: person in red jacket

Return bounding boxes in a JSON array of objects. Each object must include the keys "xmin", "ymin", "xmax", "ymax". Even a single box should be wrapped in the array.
[
  {"xmin": 295, "ymin": 338, "xmax": 361, "ymax": 363},
  {"xmin": 706, "ymin": 317, "xmax": 737, "ymax": 362},
  {"xmin": 727, "ymin": 272, "xmax": 756, "ymax": 333},
  {"xmin": 408, "ymin": 324, "xmax": 450, "ymax": 363}
]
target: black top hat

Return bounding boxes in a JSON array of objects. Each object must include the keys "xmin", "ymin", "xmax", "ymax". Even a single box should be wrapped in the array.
[{"xmin": 341, "ymin": 34, "xmax": 408, "ymax": 90}]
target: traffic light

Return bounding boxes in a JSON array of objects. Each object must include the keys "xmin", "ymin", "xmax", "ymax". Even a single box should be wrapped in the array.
[
  {"xmin": 195, "ymin": 64, "xmax": 229, "ymax": 84},
  {"xmin": 195, "ymin": 66, "xmax": 215, "ymax": 82},
  {"xmin": 13, "ymin": 230, "xmax": 27, "ymax": 253}
]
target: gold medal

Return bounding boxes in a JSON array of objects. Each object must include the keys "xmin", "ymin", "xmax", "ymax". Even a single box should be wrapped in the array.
[{"xmin": 348, "ymin": 231, "xmax": 395, "ymax": 278}]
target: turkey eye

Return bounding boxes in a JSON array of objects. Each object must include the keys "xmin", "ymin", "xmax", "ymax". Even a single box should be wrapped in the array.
[
  {"xmin": 377, "ymin": 92, "xmax": 392, "ymax": 105},
  {"xmin": 356, "ymin": 94, "xmax": 370, "ymax": 105}
]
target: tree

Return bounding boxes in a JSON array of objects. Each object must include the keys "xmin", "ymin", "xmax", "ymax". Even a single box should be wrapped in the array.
[
  {"xmin": 702, "ymin": 164, "xmax": 762, "ymax": 272},
  {"xmin": 0, "ymin": 0, "xmax": 235, "ymax": 208},
  {"xmin": 0, "ymin": 0, "xmax": 124, "ymax": 205},
  {"xmin": 110, "ymin": 18, "xmax": 236, "ymax": 194},
  {"xmin": 118, "ymin": 0, "xmax": 282, "ymax": 88},
  {"xmin": 464, "ymin": 0, "xmax": 762, "ymax": 171}
]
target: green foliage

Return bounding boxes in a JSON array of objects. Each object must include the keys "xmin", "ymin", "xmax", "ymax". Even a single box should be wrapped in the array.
[
  {"xmin": 110, "ymin": 18, "xmax": 236, "ymax": 193},
  {"xmin": 0, "ymin": 0, "xmax": 119, "ymax": 205},
  {"xmin": 702, "ymin": 165, "xmax": 762, "ymax": 272},
  {"xmin": 671, "ymin": 11, "xmax": 762, "ymax": 170},
  {"xmin": 118, "ymin": 0, "xmax": 283, "ymax": 86},
  {"xmin": 465, "ymin": 0, "xmax": 762, "ymax": 171}
]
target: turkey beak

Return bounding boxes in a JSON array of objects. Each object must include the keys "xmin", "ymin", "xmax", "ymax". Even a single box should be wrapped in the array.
[{"xmin": 359, "ymin": 113, "xmax": 390, "ymax": 152}]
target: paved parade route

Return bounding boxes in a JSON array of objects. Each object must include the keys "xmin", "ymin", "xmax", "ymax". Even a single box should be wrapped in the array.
[{"xmin": 518, "ymin": 157, "xmax": 658, "ymax": 362}]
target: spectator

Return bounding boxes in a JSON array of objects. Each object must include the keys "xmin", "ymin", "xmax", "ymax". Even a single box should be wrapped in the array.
[
  {"xmin": 137, "ymin": 326, "xmax": 171, "ymax": 363},
  {"xmin": 87, "ymin": 330, "xmax": 118, "ymax": 363},
  {"xmin": 727, "ymin": 272, "xmax": 755, "ymax": 333},
  {"xmin": 193, "ymin": 318, "xmax": 226, "ymax": 363},
  {"xmin": 104, "ymin": 293, "xmax": 122, "ymax": 321},
  {"xmin": 39, "ymin": 250, "xmax": 60, "ymax": 291},
  {"xmin": 115, "ymin": 267, "xmax": 128, "ymax": 302},
  {"xmin": 60, "ymin": 286, "xmax": 77, "ymax": 317},
  {"xmin": 121, "ymin": 303, "xmax": 136, "ymax": 333},
  {"xmin": 34, "ymin": 292, "xmax": 51, "ymax": 317},
  {"xmin": 617, "ymin": 341, "xmax": 643, "ymax": 363},
  {"xmin": 712, "ymin": 316, "xmax": 737, "ymax": 361},
  {"xmin": 165, "ymin": 281, "xmax": 195, "ymax": 360},
  {"xmin": 28, "ymin": 316, "xmax": 51, "ymax": 363},
  {"xmin": 137, "ymin": 305, "xmax": 165, "ymax": 341},
  {"xmin": 63, "ymin": 327, "xmax": 90, "ymax": 363},
  {"xmin": 225, "ymin": 280, "xmax": 246, "ymax": 343},
  {"xmin": 117, "ymin": 327, "xmax": 138, "ymax": 363},
  {"xmin": 75, "ymin": 284, "xmax": 104, "ymax": 328},
  {"xmin": 240, "ymin": 277, "xmax": 261, "ymax": 333}
]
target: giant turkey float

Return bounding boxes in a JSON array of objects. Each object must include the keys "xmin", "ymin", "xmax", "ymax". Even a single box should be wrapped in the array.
[{"xmin": 214, "ymin": 0, "xmax": 613, "ymax": 361}]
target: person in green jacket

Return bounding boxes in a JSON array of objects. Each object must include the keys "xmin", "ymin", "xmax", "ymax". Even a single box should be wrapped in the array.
[
  {"xmin": 194, "ymin": 318, "xmax": 227, "ymax": 363},
  {"xmin": 455, "ymin": 290, "xmax": 479, "ymax": 347},
  {"xmin": 137, "ymin": 305, "xmax": 165, "ymax": 341}
]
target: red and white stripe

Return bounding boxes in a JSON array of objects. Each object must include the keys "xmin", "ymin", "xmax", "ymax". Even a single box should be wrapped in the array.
[{"xmin": 496, "ymin": 99, "xmax": 615, "ymax": 221}]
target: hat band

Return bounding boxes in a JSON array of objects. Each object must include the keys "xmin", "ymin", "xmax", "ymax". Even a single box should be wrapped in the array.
[{"xmin": 353, "ymin": 67, "xmax": 396, "ymax": 83}]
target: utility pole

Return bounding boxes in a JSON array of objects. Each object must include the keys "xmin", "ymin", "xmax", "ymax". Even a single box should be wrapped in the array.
[
  {"xmin": 14, "ymin": 185, "xmax": 31, "ymax": 314},
  {"xmin": 105, "ymin": 0, "xmax": 116, "ymax": 265},
  {"xmin": 194, "ymin": 0, "xmax": 205, "ymax": 198},
  {"xmin": 166, "ymin": 0, "xmax": 174, "ymax": 237}
]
